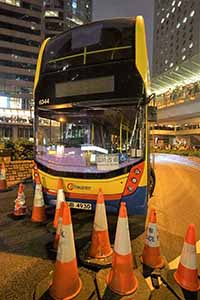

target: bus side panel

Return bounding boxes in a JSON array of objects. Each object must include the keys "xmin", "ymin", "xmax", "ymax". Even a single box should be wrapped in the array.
[
  {"xmin": 121, "ymin": 186, "xmax": 148, "ymax": 215},
  {"xmin": 42, "ymin": 183, "xmax": 147, "ymax": 216}
]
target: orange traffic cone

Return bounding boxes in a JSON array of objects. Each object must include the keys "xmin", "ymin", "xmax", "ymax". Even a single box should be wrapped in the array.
[
  {"xmin": 107, "ymin": 202, "xmax": 138, "ymax": 295},
  {"xmin": 174, "ymin": 224, "xmax": 200, "ymax": 292},
  {"xmin": 53, "ymin": 178, "xmax": 65, "ymax": 228},
  {"xmin": 0, "ymin": 162, "xmax": 7, "ymax": 191},
  {"xmin": 141, "ymin": 208, "xmax": 165, "ymax": 268},
  {"xmin": 14, "ymin": 183, "xmax": 27, "ymax": 217},
  {"xmin": 53, "ymin": 201, "xmax": 64, "ymax": 250},
  {"xmin": 49, "ymin": 202, "xmax": 82, "ymax": 300},
  {"xmin": 88, "ymin": 189, "xmax": 112, "ymax": 259},
  {"xmin": 31, "ymin": 173, "xmax": 46, "ymax": 223}
]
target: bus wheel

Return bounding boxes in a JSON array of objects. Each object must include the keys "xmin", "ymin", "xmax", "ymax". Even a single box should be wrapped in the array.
[{"xmin": 149, "ymin": 167, "xmax": 156, "ymax": 198}]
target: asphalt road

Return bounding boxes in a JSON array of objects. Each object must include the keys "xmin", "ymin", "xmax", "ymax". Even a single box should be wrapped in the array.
[
  {"xmin": 0, "ymin": 153, "xmax": 200, "ymax": 299},
  {"xmin": 150, "ymin": 153, "xmax": 200, "ymax": 239}
]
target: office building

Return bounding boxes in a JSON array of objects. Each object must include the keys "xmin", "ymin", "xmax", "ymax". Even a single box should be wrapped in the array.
[
  {"xmin": 0, "ymin": 0, "xmax": 92, "ymax": 141},
  {"xmin": 153, "ymin": 0, "xmax": 199, "ymax": 76},
  {"xmin": 151, "ymin": 0, "xmax": 200, "ymax": 150}
]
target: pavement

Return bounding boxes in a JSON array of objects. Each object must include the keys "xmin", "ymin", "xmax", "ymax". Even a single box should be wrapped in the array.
[{"xmin": 0, "ymin": 154, "xmax": 200, "ymax": 299}]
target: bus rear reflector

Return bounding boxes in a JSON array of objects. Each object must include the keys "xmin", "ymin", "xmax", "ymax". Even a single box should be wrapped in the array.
[{"xmin": 122, "ymin": 161, "xmax": 144, "ymax": 196}]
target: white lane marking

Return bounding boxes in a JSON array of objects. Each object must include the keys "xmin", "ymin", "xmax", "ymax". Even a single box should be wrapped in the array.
[{"xmin": 145, "ymin": 240, "xmax": 200, "ymax": 290}]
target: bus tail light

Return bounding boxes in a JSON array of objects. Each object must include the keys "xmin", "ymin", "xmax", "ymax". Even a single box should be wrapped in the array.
[{"xmin": 122, "ymin": 162, "xmax": 144, "ymax": 196}]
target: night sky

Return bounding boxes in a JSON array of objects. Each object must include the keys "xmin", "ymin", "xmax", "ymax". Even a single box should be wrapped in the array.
[{"xmin": 92, "ymin": 0, "xmax": 154, "ymax": 73}]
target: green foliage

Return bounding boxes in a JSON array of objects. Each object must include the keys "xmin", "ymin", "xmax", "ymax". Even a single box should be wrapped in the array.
[
  {"xmin": 152, "ymin": 148, "xmax": 200, "ymax": 157},
  {"xmin": 4, "ymin": 139, "xmax": 34, "ymax": 161}
]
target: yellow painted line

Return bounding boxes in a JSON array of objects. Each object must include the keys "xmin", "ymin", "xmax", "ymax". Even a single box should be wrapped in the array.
[
  {"xmin": 145, "ymin": 239, "xmax": 200, "ymax": 290},
  {"xmin": 145, "ymin": 276, "xmax": 162, "ymax": 291}
]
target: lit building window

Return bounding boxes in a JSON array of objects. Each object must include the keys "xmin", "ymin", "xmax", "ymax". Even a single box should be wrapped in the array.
[
  {"xmin": 178, "ymin": 1, "xmax": 182, "ymax": 6},
  {"xmin": 170, "ymin": 62, "xmax": 174, "ymax": 67},
  {"xmin": 161, "ymin": 18, "xmax": 165, "ymax": 23},
  {"xmin": 86, "ymin": 4, "xmax": 89, "ymax": 8},
  {"xmin": 45, "ymin": 10, "xmax": 59, "ymax": 17},
  {"xmin": 183, "ymin": 17, "xmax": 187, "ymax": 23},
  {"xmin": 0, "ymin": 96, "xmax": 8, "ymax": 108},
  {"xmin": 166, "ymin": 13, "xmax": 170, "ymax": 18},
  {"xmin": 182, "ymin": 55, "xmax": 186, "ymax": 60},
  {"xmin": 181, "ymin": 47, "xmax": 186, "ymax": 53},
  {"xmin": 172, "ymin": 0, "xmax": 176, "ymax": 6},
  {"xmin": 190, "ymin": 10, "xmax": 195, "ymax": 17},
  {"xmin": 189, "ymin": 42, "xmax": 193, "ymax": 48},
  {"xmin": 0, "ymin": 0, "xmax": 20, "ymax": 6},
  {"xmin": 176, "ymin": 22, "xmax": 180, "ymax": 29},
  {"xmin": 72, "ymin": 0, "xmax": 77, "ymax": 9},
  {"xmin": 165, "ymin": 59, "xmax": 168, "ymax": 64},
  {"xmin": 175, "ymin": 66, "xmax": 179, "ymax": 71},
  {"xmin": 171, "ymin": 7, "xmax": 175, "ymax": 13}
]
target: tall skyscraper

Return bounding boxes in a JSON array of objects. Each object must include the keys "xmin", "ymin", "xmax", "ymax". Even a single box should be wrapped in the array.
[
  {"xmin": 0, "ymin": 0, "xmax": 92, "ymax": 141},
  {"xmin": 152, "ymin": 0, "xmax": 200, "ymax": 94},
  {"xmin": 153, "ymin": 0, "xmax": 199, "ymax": 76}
]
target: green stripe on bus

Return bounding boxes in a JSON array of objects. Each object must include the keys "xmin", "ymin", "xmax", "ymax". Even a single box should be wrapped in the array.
[{"xmin": 48, "ymin": 45, "xmax": 132, "ymax": 64}]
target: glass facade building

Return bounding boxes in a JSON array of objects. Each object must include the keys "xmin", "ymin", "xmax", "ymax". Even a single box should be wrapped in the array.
[
  {"xmin": 153, "ymin": 0, "xmax": 199, "ymax": 77},
  {"xmin": 0, "ymin": 0, "xmax": 92, "ymax": 140}
]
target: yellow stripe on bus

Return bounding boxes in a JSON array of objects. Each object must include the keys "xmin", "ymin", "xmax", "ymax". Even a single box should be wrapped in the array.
[
  {"xmin": 33, "ymin": 38, "xmax": 50, "ymax": 97},
  {"xmin": 48, "ymin": 45, "xmax": 132, "ymax": 64}
]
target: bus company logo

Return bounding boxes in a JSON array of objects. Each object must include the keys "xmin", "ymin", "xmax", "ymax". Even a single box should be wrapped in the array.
[
  {"xmin": 67, "ymin": 183, "xmax": 91, "ymax": 191},
  {"xmin": 39, "ymin": 98, "xmax": 50, "ymax": 105},
  {"xmin": 67, "ymin": 183, "xmax": 74, "ymax": 191}
]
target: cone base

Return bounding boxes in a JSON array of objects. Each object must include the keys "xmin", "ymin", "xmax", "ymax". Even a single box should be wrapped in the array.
[
  {"xmin": 161, "ymin": 268, "xmax": 200, "ymax": 299},
  {"xmin": 7, "ymin": 212, "xmax": 27, "ymax": 220},
  {"xmin": 88, "ymin": 230, "xmax": 113, "ymax": 259},
  {"xmin": 96, "ymin": 268, "xmax": 151, "ymax": 300},
  {"xmin": 50, "ymin": 277, "xmax": 82, "ymax": 300},
  {"xmin": 174, "ymin": 268, "xmax": 200, "ymax": 292},
  {"xmin": 107, "ymin": 274, "xmax": 138, "ymax": 296},
  {"xmin": 140, "ymin": 247, "xmax": 165, "ymax": 269},
  {"xmin": 79, "ymin": 243, "xmax": 113, "ymax": 269},
  {"xmin": 31, "ymin": 206, "xmax": 47, "ymax": 223}
]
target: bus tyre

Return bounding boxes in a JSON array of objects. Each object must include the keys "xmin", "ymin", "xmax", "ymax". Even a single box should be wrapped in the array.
[{"xmin": 149, "ymin": 167, "xmax": 156, "ymax": 198}]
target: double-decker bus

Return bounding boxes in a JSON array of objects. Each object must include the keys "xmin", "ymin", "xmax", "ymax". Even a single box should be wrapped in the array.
[{"xmin": 33, "ymin": 16, "xmax": 155, "ymax": 215}]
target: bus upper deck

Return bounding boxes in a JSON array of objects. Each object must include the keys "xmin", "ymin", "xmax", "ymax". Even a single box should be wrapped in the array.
[{"xmin": 33, "ymin": 16, "xmax": 153, "ymax": 215}]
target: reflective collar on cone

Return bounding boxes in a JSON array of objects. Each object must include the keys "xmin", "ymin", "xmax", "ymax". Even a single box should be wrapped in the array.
[
  {"xmin": 114, "ymin": 217, "xmax": 131, "ymax": 255},
  {"xmin": 94, "ymin": 203, "xmax": 108, "ymax": 231},
  {"xmin": 34, "ymin": 184, "xmax": 45, "ymax": 207},
  {"xmin": 57, "ymin": 224, "xmax": 76, "ymax": 263},
  {"xmin": 180, "ymin": 243, "xmax": 197, "ymax": 270},
  {"xmin": 145, "ymin": 223, "xmax": 160, "ymax": 248}
]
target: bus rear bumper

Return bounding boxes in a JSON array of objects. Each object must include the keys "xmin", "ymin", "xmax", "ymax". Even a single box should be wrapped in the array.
[{"xmin": 43, "ymin": 185, "xmax": 147, "ymax": 216}]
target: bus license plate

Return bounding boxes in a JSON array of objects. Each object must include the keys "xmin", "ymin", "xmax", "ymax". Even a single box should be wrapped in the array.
[{"xmin": 67, "ymin": 202, "xmax": 92, "ymax": 210}]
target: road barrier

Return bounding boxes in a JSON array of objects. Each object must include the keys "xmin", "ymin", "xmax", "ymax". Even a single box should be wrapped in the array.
[
  {"xmin": 141, "ymin": 208, "xmax": 165, "ymax": 269},
  {"xmin": 13, "ymin": 183, "xmax": 27, "ymax": 219},
  {"xmin": 31, "ymin": 172, "xmax": 46, "ymax": 223},
  {"xmin": 53, "ymin": 178, "xmax": 65, "ymax": 229},
  {"xmin": 79, "ymin": 189, "xmax": 113, "ymax": 268},
  {"xmin": 96, "ymin": 201, "xmax": 151, "ymax": 299},
  {"xmin": 174, "ymin": 223, "xmax": 200, "ymax": 291},
  {"xmin": 88, "ymin": 189, "xmax": 112, "ymax": 257},
  {"xmin": 107, "ymin": 202, "xmax": 138, "ymax": 295},
  {"xmin": 50, "ymin": 202, "xmax": 82, "ymax": 299}
]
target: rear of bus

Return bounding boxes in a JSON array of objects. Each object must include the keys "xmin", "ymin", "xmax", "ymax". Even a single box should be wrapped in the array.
[{"xmin": 33, "ymin": 16, "xmax": 151, "ymax": 215}]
